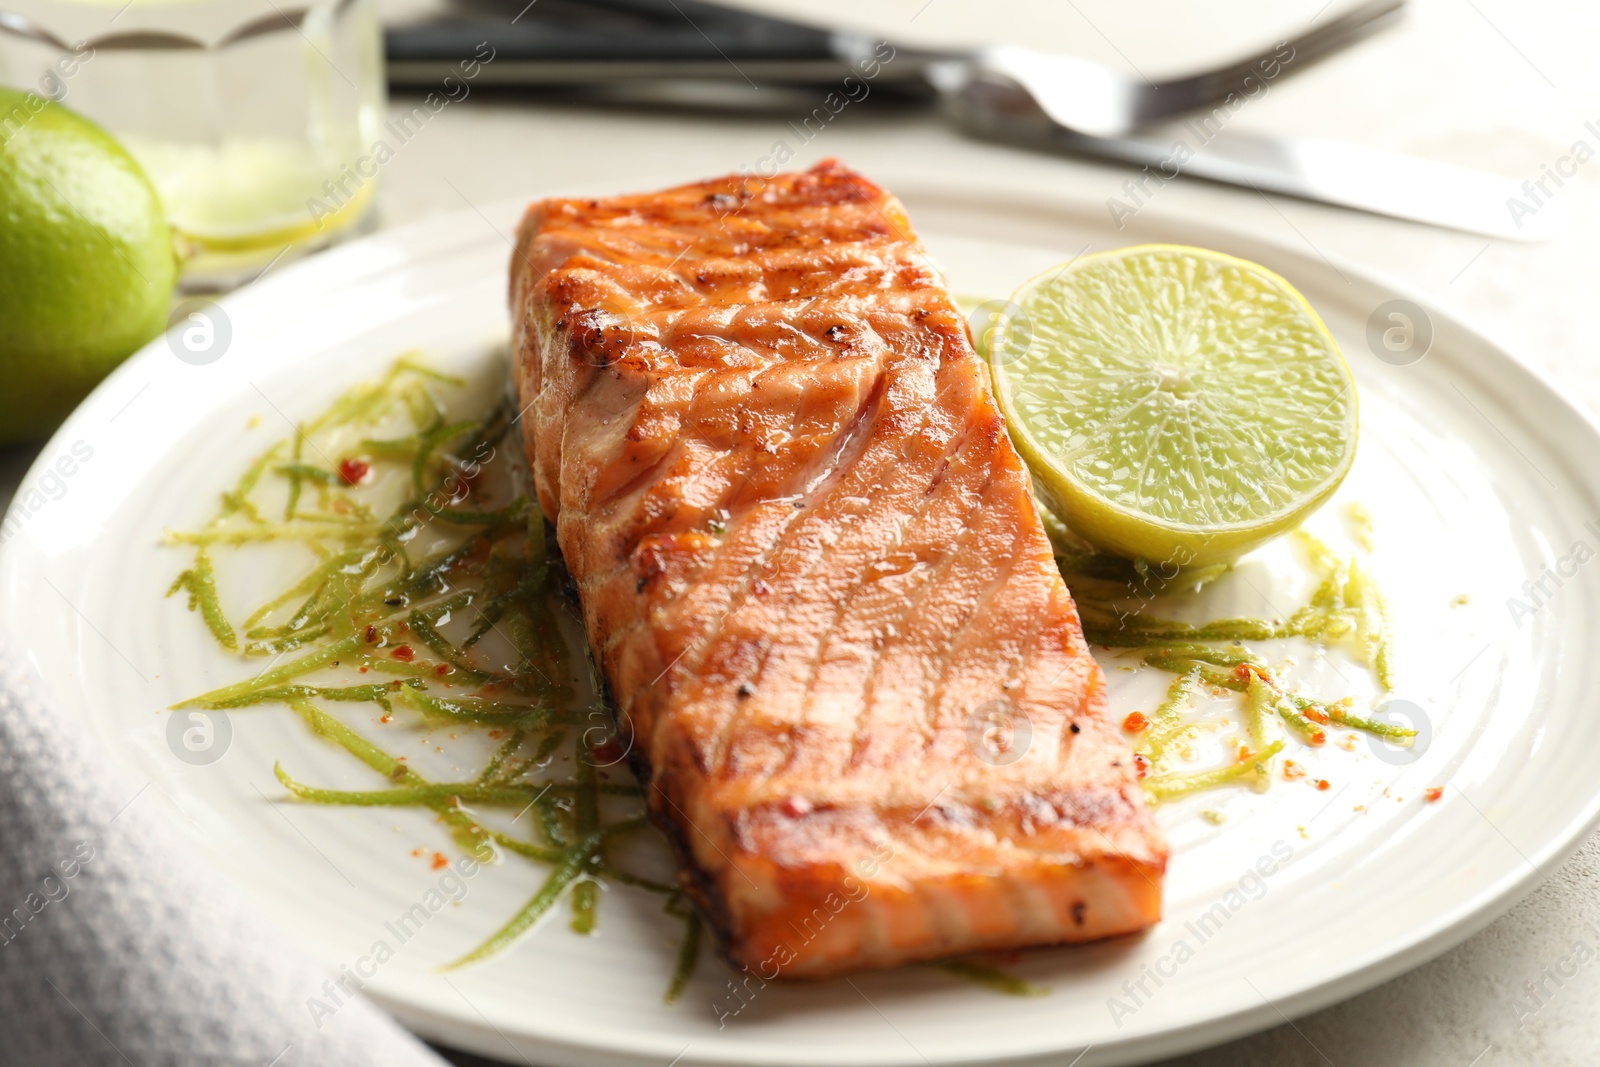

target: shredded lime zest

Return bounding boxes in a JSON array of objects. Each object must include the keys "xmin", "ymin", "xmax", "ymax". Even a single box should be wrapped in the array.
[
  {"xmin": 441, "ymin": 826, "xmax": 613, "ymax": 971},
  {"xmin": 1320, "ymin": 700, "xmax": 1415, "ymax": 741},
  {"xmin": 165, "ymin": 547, "xmax": 237, "ymax": 651},
  {"xmin": 201, "ymin": 681, "xmax": 412, "ymax": 711},
  {"xmin": 219, "ymin": 441, "xmax": 282, "ymax": 520},
  {"xmin": 1137, "ymin": 670, "xmax": 1202, "ymax": 764},
  {"xmin": 167, "ymin": 355, "xmax": 702, "ymax": 995},
  {"xmin": 1145, "ymin": 740, "xmax": 1285, "ymax": 803},
  {"xmin": 397, "ymin": 686, "xmax": 567, "ymax": 728},
  {"xmin": 1067, "ymin": 520, "xmax": 1404, "ymax": 806},
  {"xmin": 1241, "ymin": 677, "xmax": 1277, "ymax": 784},
  {"xmin": 174, "ymin": 634, "xmax": 363, "ymax": 708},
  {"xmin": 936, "ymin": 958, "xmax": 1050, "ymax": 997},
  {"xmin": 1276, "ymin": 702, "xmax": 1326, "ymax": 745},
  {"xmin": 569, "ymin": 746, "xmax": 602, "ymax": 935},
  {"xmin": 1072, "ymin": 531, "xmax": 1394, "ymax": 692},
  {"xmin": 1344, "ymin": 501, "xmax": 1376, "ymax": 553},
  {"xmin": 281, "ymin": 694, "xmax": 495, "ymax": 860},
  {"xmin": 273, "ymin": 769, "xmax": 608, "ymax": 809},
  {"xmin": 664, "ymin": 910, "xmax": 703, "ymax": 1004}
]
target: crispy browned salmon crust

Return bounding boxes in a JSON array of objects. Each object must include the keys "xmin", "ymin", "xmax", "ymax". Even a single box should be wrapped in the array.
[{"xmin": 510, "ymin": 159, "xmax": 1166, "ymax": 978}]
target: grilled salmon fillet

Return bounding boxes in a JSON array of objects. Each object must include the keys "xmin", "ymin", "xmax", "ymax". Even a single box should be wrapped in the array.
[{"xmin": 510, "ymin": 159, "xmax": 1166, "ymax": 979}]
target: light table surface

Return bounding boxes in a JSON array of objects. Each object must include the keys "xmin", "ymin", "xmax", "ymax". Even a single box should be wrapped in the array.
[{"xmin": 5, "ymin": 0, "xmax": 1597, "ymax": 1063}]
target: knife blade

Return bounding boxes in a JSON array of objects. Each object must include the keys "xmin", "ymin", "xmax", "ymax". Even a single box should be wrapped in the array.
[{"xmin": 942, "ymin": 81, "xmax": 1562, "ymax": 242}]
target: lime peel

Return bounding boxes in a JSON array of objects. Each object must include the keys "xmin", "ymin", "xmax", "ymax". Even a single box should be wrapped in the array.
[
  {"xmin": 990, "ymin": 244, "xmax": 1357, "ymax": 566},
  {"xmin": 0, "ymin": 89, "xmax": 177, "ymax": 442}
]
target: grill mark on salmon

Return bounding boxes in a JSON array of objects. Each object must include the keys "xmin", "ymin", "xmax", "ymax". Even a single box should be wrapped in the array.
[
  {"xmin": 709, "ymin": 361, "xmax": 970, "ymax": 778},
  {"xmin": 511, "ymin": 159, "xmax": 1167, "ymax": 978}
]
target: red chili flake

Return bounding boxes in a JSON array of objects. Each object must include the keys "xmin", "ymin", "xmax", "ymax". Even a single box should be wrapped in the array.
[
  {"xmin": 1133, "ymin": 753, "xmax": 1151, "ymax": 779},
  {"xmin": 1282, "ymin": 760, "xmax": 1306, "ymax": 781},
  {"xmin": 358, "ymin": 666, "xmax": 369, "ymax": 674},
  {"xmin": 390, "ymin": 645, "xmax": 415, "ymax": 662},
  {"xmin": 411, "ymin": 848, "xmax": 424, "ymax": 858},
  {"xmin": 1233, "ymin": 663, "xmax": 1272, "ymax": 686},
  {"xmin": 1308, "ymin": 728, "xmax": 1327, "ymax": 747},
  {"xmin": 379, "ymin": 714, "xmax": 392, "ymax": 724},
  {"xmin": 1424, "ymin": 786, "xmax": 1444, "ymax": 803},
  {"xmin": 1303, "ymin": 706, "xmax": 1330, "ymax": 725},
  {"xmin": 430, "ymin": 852, "xmax": 449, "ymax": 870},
  {"xmin": 487, "ymin": 729, "xmax": 503, "ymax": 740},
  {"xmin": 1122, "ymin": 712, "xmax": 1150, "ymax": 733},
  {"xmin": 434, "ymin": 663, "xmax": 450, "ymax": 676},
  {"xmin": 364, "ymin": 625, "xmax": 378, "ymax": 644},
  {"xmin": 1315, "ymin": 779, "xmax": 1331, "ymax": 791},
  {"xmin": 337, "ymin": 458, "xmax": 370, "ymax": 486},
  {"xmin": 590, "ymin": 739, "xmax": 626, "ymax": 765}
]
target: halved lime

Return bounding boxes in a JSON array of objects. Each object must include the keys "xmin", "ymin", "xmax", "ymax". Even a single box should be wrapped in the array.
[{"xmin": 988, "ymin": 245, "xmax": 1357, "ymax": 567}]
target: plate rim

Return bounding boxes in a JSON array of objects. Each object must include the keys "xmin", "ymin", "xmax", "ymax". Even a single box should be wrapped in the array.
[{"xmin": 5, "ymin": 171, "xmax": 1600, "ymax": 1067}]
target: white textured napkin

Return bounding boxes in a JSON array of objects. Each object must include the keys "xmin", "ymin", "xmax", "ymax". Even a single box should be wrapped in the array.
[{"xmin": 0, "ymin": 633, "xmax": 453, "ymax": 1067}]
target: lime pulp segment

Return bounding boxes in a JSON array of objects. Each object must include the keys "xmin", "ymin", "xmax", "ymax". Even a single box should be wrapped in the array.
[{"xmin": 990, "ymin": 245, "xmax": 1357, "ymax": 564}]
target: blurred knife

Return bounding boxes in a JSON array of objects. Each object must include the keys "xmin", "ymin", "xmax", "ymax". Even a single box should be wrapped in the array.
[
  {"xmin": 941, "ymin": 65, "xmax": 1564, "ymax": 241},
  {"xmin": 386, "ymin": 0, "xmax": 1558, "ymax": 240},
  {"xmin": 384, "ymin": 0, "xmax": 933, "ymax": 92}
]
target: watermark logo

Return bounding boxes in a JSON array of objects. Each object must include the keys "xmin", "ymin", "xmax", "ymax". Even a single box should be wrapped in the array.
[
  {"xmin": 1107, "ymin": 838, "xmax": 1294, "ymax": 1026},
  {"xmin": 570, "ymin": 308, "xmax": 639, "ymax": 369},
  {"xmin": 713, "ymin": 839, "xmax": 892, "ymax": 1026},
  {"xmin": 166, "ymin": 709, "xmax": 232, "ymax": 766},
  {"xmin": 0, "ymin": 440, "xmax": 93, "ymax": 546},
  {"xmin": 581, "ymin": 700, "xmax": 632, "ymax": 769},
  {"xmin": 1506, "ymin": 523, "xmax": 1600, "ymax": 629},
  {"xmin": 1366, "ymin": 299, "xmax": 1432, "ymax": 367},
  {"xmin": 1507, "ymin": 926, "xmax": 1600, "ymax": 1030},
  {"xmin": 0, "ymin": 41, "xmax": 93, "ymax": 147},
  {"xmin": 0, "ymin": 841, "xmax": 95, "ymax": 948},
  {"xmin": 306, "ymin": 852, "xmax": 484, "ymax": 1027},
  {"xmin": 968, "ymin": 299, "xmax": 1032, "ymax": 365},
  {"xmin": 965, "ymin": 698, "xmax": 1032, "ymax": 766},
  {"xmin": 1505, "ymin": 118, "xmax": 1600, "ymax": 231},
  {"xmin": 1105, "ymin": 42, "xmax": 1295, "ymax": 228},
  {"xmin": 166, "ymin": 298, "xmax": 233, "ymax": 366},
  {"xmin": 1365, "ymin": 698, "xmax": 1430, "ymax": 765},
  {"xmin": 35, "ymin": 42, "xmax": 95, "ymax": 103},
  {"xmin": 730, "ymin": 41, "xmax": 897, "ymax": 186},
  {"xmin": 306, "ymin": 42, "xmax": 496, "ymax": 230}
]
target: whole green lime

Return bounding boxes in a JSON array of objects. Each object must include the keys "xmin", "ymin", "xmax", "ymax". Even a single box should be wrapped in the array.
[{"xmin": 0, "ymin": 88, "xmax": 177, "ymax": 443}]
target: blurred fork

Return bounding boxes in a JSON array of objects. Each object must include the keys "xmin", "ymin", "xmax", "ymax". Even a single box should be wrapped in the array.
[
  {"xmin": 929, "ymin": 0, "xmax": 1407, "ymax": 139},
  {"xmin": 928, "ymin": 0, "xmax": 1563, "ymax": 240}
]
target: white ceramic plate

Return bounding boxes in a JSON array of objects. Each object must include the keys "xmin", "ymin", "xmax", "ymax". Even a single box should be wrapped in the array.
[{"xmin": 5, "ymin": 172, "xmax": 1600, "ymax": 1067}]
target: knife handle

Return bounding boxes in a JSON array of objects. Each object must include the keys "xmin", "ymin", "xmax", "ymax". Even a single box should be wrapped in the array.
[{"xmin": 383, "ymin": 0, "xmax": 880, "ymax": 88}]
